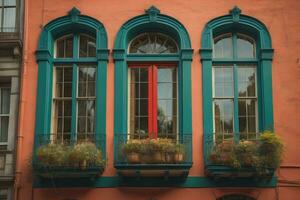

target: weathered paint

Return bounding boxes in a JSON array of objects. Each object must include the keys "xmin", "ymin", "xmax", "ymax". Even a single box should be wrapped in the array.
[{"xmin": 16, "ymin": 0, "xmax": 300, "ymax": 199}]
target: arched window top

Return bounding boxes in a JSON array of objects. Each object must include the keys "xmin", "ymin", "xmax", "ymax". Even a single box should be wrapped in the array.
[
  {"xmin": 54, "ymin": 34, "xmax": 96, "ymax": 58},
  {"xmin": 128, "ymin": 33, "xmax": 178, "ymax": 54},
  {"xmin": 213, "ymin": 33, "xmax": 256, "ymax": 59}
]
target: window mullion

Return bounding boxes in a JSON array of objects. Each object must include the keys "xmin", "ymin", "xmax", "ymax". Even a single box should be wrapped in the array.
[
  {"xmin": 233, "ymin": 64, "xmax": 239, "ymax": 143},
  {"xmin": 71, "ymin": 64, "xmax": 78, "ymax": 143},
  {"xmin": 152, "ymin": 65, "xmax": 158, "ymax": 139},
  {"xmin": 148, "ymin": 66, "xmax": 153, "ymax": 138}
]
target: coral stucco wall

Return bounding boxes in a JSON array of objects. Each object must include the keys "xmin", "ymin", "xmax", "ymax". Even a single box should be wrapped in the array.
[{"xmin": 16, "ymin": 0, "xmax": 300, "ymax": 199}]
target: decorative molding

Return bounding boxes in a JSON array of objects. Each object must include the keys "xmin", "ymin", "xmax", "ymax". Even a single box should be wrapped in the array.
[
  {"xmin": 200, "ymin": 7, "xmax": 274, "ymax": 166},
  {"xmin": 145, "ymin": 6, "xmax": 160, "ymax": 22},
  {"xmin": 180, "ymin": 49, "xmax": 194, "ymax": 61},
  {"xmin": 112, "ymin": 49, "xmax": 126, "ymax": 61},
  {"xmin": 97, "ymin": 49, "xmax": 110, "ymax": 61},
  {"xmin": 68, "ymin": 7, "xmax": 81, "ymax": 23},
  {"xmin": 199, "ymin": 49, "xmax": 213, "ymax": 61},
  {"xmin": 35, "ymin": 49, "xmax": 51, "ymax": 62},
  {"xmin": 260, "ymin": 48, "xmax": 274, "ymax": 60},
  {"xmin": 229, "ymin": 6, "xmax": 241, "ymax": 23}
]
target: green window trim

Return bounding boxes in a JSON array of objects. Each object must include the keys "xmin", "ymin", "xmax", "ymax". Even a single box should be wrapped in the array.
[
  {"xmin": 200, "ymin": 6, "xmax": 274, "ymax": 164},
  {"xmin": 113, "ymin": 6, "xmax": 193, "ymax": 166},
  {"xmin": 35, "ymin": 7, "xmax": 108, "ymax": 155}
]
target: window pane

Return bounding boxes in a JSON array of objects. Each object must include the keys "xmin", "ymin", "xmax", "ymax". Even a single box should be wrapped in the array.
[
  {"xmin": 4, "ymin": 0, "xmax": 16, "ymax": 6},
  {"xmin": 139, "ymin": 99, "xmax": 148, "ymax": 116},
  {"xmin": 158, "ymin": 83, "xmax": 173, "ymax": 99},
  {"xmin": 79, "ymin": 35, "xmax": 88, "ymax": 57},
  {"xmin": 214, "ymin": 67, "xmax": 233, "ymax": 97},
  {"xmin": 158, "ymin": 68, "xmax": 176, "ymax": 83},
  {"xmin": 238, "ymin": 99, "xmax": 257, "ymax": 135},
  {"xmin": 56, "ymin": 39, "xmax": 65, "ymax": 58},
  {"xmin": 0, "ymin": 88, "xmax": 10, "ymax": 114},
  {"xmin": 77, "ymin": 101, "xmax": 86, "ymax": 116},
  {"xmin": 139, "ymin": 83, "xmax": 148, "ymax": 99},
  {"xmin": 213, "ymin": 34, "xmax": 233, "ymax": 58},
  {"xmin": 3, "ymin": 8, "xmax": 16, "ymax": 32},
  {"xmin": 77, "ymin": 117, "xmax": 86, "ymax": 133},
  {"xmin": 65, "ymin": 36, "xmax": 73, "ymax": 58},
  {"xmin": 0, "ymin": 117, "xmax": 8, "ymax": 142},
  {"xmin": 129, "ymin": 33, "xmax": 178, "ymax": 54},
  {"xmin": 214, "ymin": 100, "xmax": 234, "ymax": 134},
  {"xmin": 55, "ymin": 36, "xmax": 73, "ymax": 58},
  {"xmin": 79, "ymin": 34, "xmax": 96, "ymax": 57},
  {"xmin": 78, "ymin": 67, "xmax": 96, "ymax": 97},
  {"xmin": 238, "ymin": 67, "xmax": 256, "ymax": 97},
  {"xmin": 237, "ymin": 34, "xmax": 256, "ymax": 58}
]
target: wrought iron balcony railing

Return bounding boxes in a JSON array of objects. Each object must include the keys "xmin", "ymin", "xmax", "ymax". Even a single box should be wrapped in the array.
[{"xmin": 33, "ymin": 133, "xmax": 106, "ymax": 178}]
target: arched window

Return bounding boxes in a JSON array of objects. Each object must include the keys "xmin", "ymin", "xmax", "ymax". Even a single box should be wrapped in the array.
[
  {"xmin": 52, "ymin": 33, "xmax": 97, "ymax": 142},
  {"xmin": 127, "ymin": 33, "xmax": 179, "ymax": 139},
  {"xmin": 212, "ymin": 33, "xmax": 258, "ymax": 142},
  {"xmin": 113, "ymin": 6, "xmax": 193, "ymax": 171},
  {"xmin": 35, "ymin": 8, "xmax": 108, "ymax": 154},
  {"xmin": 200, "ymin": 7, "xmax": 274, "ymax": 163}
]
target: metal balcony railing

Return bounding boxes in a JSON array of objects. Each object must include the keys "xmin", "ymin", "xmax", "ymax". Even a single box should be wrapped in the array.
[{"xmin": 33, "ymin": 133, "xmax": 106, "ymax": 178}]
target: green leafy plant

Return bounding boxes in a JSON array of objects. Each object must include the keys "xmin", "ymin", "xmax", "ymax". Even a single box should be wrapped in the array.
[
  {"xmin": 69, "ymin": 142, "xmax": 104, "ymax": 168},
  {"xmin": 36, "ymin": 144, "xmax": 68, "ymax": 167},
  {"xmin": 257, "ymin": 131, "xmax": 284, "ymax": 172},
  {"xmin": 36, "ymin": 142, "xmax": 104, "ymax": 169},
  {"xmin": 209, "ymin": 131, "xmax": 284, "ymax": 175},
  {"xmin": 123, "ymin": 138, "xmax": 186, "ymax": 164}
]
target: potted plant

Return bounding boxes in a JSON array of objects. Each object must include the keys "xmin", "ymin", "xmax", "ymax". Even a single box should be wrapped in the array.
[
  {"xmin": 208, "ymin": 131, "xmax": 284, "ymax": 178},
  {"xmin": 123, "ymin": 140, "xmax": 142, "ymax": 163},
  {"xmin": 160, "ymin": 138, "xmax": 176, "ymax": 163},
  {"xmin": 174, "ymin": 143, "xmax": 185, "ymax": 163},
  {"xmin": 69, "ymin": 142, "xmax": 104, "ymax": 169},
  {"xmin": 36, "ymin": 143, "xmax": 67, "ymax": 168}
]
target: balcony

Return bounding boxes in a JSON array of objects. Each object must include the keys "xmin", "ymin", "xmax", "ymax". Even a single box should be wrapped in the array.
[
  {"xmin": 204, "ymin": 132, "xmax": 282, "ymax": 180},
  {"xmin": 32, "ymin": 134, "xmax": 106, "ymax": 179},
  {"xmin": 114, "ymin": 134, "xmax": 192, "ymax": 178}
]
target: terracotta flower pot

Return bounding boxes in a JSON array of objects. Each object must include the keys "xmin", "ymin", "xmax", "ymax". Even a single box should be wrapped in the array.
[
  {"xmin": 152, "ymin": 152, "xmax": 164, "ymax": 163},
  {"xmin": 174, "ymin": 153, "xmax": 184, "ymax": 163},
  {"xmin": 127, "ymin": 152, "xmax": 140, "ymax": 164},
  {"xmin": 165, "ymin": 153, "xmax": 174, "ymax": 163},
  {"xmin": 141, "ymin": 153, "xmax": 153, "ymax": 164}
]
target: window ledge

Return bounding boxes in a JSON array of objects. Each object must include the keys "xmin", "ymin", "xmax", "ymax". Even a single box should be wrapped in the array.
[
  {"xmin": 205, "ymin": 164, "xmax": 275, "ymax": 179},
  {"xmin": 115, "ymin": 163, "xmax": 192, "ymax": 178},
  {"xmin": 33, "ymin": 165, "xmax": 104, "ymax": 179}
]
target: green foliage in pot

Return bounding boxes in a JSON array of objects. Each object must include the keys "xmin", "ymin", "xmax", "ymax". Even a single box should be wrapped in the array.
[
  {"xmin": 122, "ymin": 139, "xmax": 142, "ymax": 154},
  {"xmin": 36, "ymin": 142, "xmax": 104, "ymax": 169},
  {"xmin": 209, "ymin": 131, "xmax": 284, "ymax": 174},
  {"xmin": 69, "ymin": 142, "xmax": 104, "ymax": 168},
  {"xmin": 123, "ymin": 138, "xmax": 186, "ymax": 164},
  {"xmin": 36, "ymin": 144, "xmax": 68, "ymax": 167},
  {"xmin": 258, "ymin": 131, "xmax": 284, "ymax": 170}
]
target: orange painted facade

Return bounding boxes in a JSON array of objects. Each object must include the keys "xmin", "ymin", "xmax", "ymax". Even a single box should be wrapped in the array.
[{"xmin": 16, "ymin": 0, "xmax": 300, "ymax": 199}]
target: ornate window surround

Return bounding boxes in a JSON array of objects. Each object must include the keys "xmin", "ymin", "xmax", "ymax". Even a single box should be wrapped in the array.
[
  {"xmin": 200, "ymin": 6, "xmax": 274, "ymax": 164},
  {"xmin": 113, "ymin": 6, "xmax": 194, "ymax": 167},
  {"xmin": 35, "ymin": 7, "xmax": 109, "ymax": 154}
]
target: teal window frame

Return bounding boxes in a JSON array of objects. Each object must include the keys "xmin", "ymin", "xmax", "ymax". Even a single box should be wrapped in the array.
[
  {"xmin": 212, "ymin": 32, "xmax": 258, "ymax": 143},
  {"xmin": 200, "ymin": 6, "xmax": 274, "ymax": 164},
  {"xmin": 113, "ymin": 6, "xmax": 193, "ymax": 167},
  {"xmin": 34, "ymin": 7, "xmax": 108, "ymax": 155}
]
